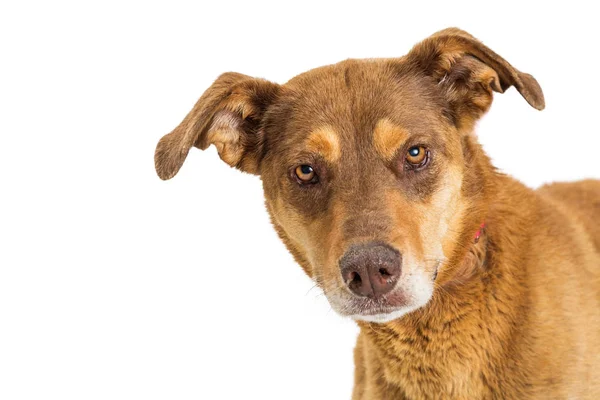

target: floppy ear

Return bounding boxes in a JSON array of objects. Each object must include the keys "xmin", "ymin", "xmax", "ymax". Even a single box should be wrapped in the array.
[
  {"xmin": 406, "ymin": 28, "xmax": 545, "ymax": 131},
  {"xmin": 155, "ymin": 72, "xmax": 280, "ymax": 180}
]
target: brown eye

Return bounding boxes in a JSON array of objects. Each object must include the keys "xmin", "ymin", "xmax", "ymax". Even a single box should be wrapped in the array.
[
  {"xmin": 294, "ymin": 165, "xmax": 317, "ymax": 183},
  {"xmin": 406, "ymin": 146, "xmax": 428, "ymax": 166}
]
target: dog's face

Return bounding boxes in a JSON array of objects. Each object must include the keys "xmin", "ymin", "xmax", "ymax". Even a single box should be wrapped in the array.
[
  {"xmin": 260, "ymin": 65, "xmax": 472, "ymax": 322},
  {"xmin": 155, "ymin": 28, "xmax": 544, "ymax": 323}
]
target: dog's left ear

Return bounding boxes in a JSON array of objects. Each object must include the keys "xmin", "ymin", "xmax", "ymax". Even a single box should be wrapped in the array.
[
  {"xmin": 155, "ymin": 72, "xmax": 280, "ymax": 180},
  {"xmin": 406, "ymin": 28, "xmax": 545, "ymax": 130}
]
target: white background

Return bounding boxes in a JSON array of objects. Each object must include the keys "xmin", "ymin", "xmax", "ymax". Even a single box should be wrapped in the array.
[{"xmin": 1, "ymin": 1, "xmax": 599, "ymax": 399}]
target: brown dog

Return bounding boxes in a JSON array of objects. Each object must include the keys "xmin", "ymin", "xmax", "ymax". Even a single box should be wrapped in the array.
[{"xmin": 154, "ymin": 28, "xmax": 600, "ymax": 399}]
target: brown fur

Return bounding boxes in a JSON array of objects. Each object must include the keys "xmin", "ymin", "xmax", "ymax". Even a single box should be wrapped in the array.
[{"xmin": 155, "ymin": 28, "xmax": 600, "ymax": 399}]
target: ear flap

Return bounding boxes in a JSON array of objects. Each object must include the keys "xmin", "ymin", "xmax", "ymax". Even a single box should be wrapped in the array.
[
  {"xmin": 155, "ymin": 72, "xmax": 280, "ymax": 180},
  {"xmin": 406, "ymin": 28, "xmax": 545, "ymax": 130}
]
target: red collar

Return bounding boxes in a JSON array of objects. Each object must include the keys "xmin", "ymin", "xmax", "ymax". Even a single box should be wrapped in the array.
[{"xmin": 474, "ymin": 222, "xmax": 486, "ymax": 243}]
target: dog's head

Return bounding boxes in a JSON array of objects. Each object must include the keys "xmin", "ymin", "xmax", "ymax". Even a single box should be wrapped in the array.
[{"xmin": 155, "ymin": 28, "xmax": 544, "ymax": 323}]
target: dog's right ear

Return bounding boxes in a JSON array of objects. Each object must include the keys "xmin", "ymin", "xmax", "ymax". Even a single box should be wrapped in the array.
[{"xmin": 154, "ymin": 72, "xmax": 280, "ymax": 180}]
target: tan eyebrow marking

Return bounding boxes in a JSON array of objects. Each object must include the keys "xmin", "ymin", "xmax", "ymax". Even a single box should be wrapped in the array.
[
  {"xmin": 305, "ymin": 126, "xmax": 341, "ymax": 162},
  {"xmin": 373, "ymin": 119, "xmax": 410, "ymax": 161}
]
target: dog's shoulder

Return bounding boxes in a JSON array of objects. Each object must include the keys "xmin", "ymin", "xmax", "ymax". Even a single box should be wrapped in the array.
[{"xmin": 536, "ymin": 179, "xmax": 600, "ymax": 252}]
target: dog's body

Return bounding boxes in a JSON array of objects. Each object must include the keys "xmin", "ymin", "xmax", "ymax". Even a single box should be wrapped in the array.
[{"xmin": 155, "ymin": 28, "xmax": 600, "ymax": 398}]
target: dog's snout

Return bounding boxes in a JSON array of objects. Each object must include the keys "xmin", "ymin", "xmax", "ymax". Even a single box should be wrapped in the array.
[{"xmin": 339, "ymin": 242, "xmax": 402, "ymax": 298}]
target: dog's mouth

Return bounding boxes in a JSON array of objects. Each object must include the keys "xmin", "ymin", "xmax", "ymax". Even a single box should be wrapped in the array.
[
  {"xmin": 325, "ymin": 270, "xmax": 435, "ymax": 323},
  {"xmin": 349, "ymin": 306, "xmax": 423, "ymax": 323},
  {"xmin": 341, "ymin": 295, "xmax": 418, "ymax": 323}
]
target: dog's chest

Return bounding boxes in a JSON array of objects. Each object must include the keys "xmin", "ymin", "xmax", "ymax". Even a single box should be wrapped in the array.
[
  {"xmin": 362, "ymin": 321, "xmax": 505, "ymax": 399},
  {"xmin": 384, "ymin": 338, "xmax": 485, "ymax": 398}
]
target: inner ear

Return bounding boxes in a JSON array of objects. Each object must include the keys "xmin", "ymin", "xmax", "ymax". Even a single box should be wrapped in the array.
[
  {"xmin": 199, "ymin": 110, "xmax": 247, "ymax": 167},
  {"xmin": 440, "ymin": 55, "xmax": 503, "ymax": 129}
]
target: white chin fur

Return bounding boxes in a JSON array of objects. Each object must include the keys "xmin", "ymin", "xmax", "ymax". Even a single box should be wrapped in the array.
[{"xmin": 349, "ymin": 305, "xmax": 422, "ymax": 323}]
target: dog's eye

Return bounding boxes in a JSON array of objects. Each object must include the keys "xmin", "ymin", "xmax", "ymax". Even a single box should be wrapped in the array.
[
  {"xmin": 406, "ymin": 146, "xmax": 428, "ymax": 167},
  {"xmin": 294, "ymin": 165, "xmax": 317, "ymax": 183}
]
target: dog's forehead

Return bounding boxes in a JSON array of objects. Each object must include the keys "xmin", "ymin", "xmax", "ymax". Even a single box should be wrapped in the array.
[
  {"xmin": 267, "ymin": 60, "xmax": 450, "ymax": 158},
  {"xmin": 284, "ymin": 59, "xmax": 408, "ymax": 111}
]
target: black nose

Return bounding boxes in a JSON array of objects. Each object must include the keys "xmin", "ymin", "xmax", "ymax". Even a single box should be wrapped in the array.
[{"xmin": 339, "ymin": 242, "xmax": 402, "ymax": 298}]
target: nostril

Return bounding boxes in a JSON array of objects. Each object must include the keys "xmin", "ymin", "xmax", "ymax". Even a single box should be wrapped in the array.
[
  {"xmin": 349, "ymin": 271, "xmax": 362, "ymax": 284},
  {"xmin": 347, "ymin": 270, "xmax": 363, "ymax": 290},
  {"xmin": 378, "ymin": 268, "xmax": 391, "ymax": 277}
]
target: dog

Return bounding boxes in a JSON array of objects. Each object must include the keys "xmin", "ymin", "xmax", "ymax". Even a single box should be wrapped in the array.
[{"xmin": 154, "ymin": 28, "xmax": 600, "ymax": 399}]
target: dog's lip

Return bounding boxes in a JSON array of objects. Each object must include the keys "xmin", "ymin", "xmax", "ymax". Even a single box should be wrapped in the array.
[
  {"xmin": 340, "ymin": 290, "xmax": 410, "ymax": 316},
  {"xmin": 355, "ymin": 306, "xmax": 399, "ymax": 316},
  {"xmin": 432, "ymin": 264, "xmax": 439, "ymax": 281},
  {"xmin": 347, "ymin": 304, "xmax": 421, "ymax": 323}
]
